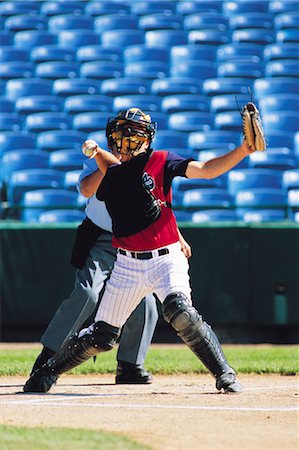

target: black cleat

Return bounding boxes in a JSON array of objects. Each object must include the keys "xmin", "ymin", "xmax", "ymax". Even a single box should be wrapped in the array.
[
  {"xmin": 30, "ymin": 346, "xmax": 56, "ymax": 376},
  {"xmin": 115, "ymin": 361, "xmax": 152, "ymax": 384},
  {"xmin": 216, "ymin": 368, "xmax": 243, "ymax": 393},
  {"xmin": 23, "ymin": 364, "xmax": 58, "ymax": 393}
]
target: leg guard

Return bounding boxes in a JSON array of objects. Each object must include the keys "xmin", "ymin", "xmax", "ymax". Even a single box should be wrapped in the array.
[
  {"xmin": 162, "ymin": 293, "xmax": 231, "ymax": 378},
  {"xmin": 48, "ymin": 321, "xmax": 120, "ymax": 375}
]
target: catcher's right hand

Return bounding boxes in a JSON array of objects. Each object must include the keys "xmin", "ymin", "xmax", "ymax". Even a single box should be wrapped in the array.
[{"xmin": 241, "ymin": 102, "xmax": 267, "ymax": 152}]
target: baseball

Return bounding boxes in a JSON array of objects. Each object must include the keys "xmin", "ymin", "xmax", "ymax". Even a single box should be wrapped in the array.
[{"xmin": 82, "ymin": 139, "xmax": 98, "ymax": 158}]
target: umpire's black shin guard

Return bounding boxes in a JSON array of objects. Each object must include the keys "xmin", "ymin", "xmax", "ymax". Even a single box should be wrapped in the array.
[{"xmin": 162, "ymin": 293, "xmax": 231, "ymax": 378}]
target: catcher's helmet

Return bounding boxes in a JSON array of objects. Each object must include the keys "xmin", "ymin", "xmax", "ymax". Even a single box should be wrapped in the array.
[{"xmin": 106, "ymin": 108, "xmax": 157, "ymax": 156}]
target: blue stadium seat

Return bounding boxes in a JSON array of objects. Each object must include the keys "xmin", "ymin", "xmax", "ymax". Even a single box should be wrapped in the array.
[
  {"xmin": 288, "ymin": 189, "xmax": 299, "ymax": 211},
  {"xmin": 282, "ymin": 169, "xmax": 299, "ymax": 190},
  {"xmin": 269, "ymin": 1, "xmax": 299, "ymax": 14},
  {"xmin": 210, "ymin": 94, "xmax": 249, "ymax": 113},
  {"xmin": 263, "ymin": 112, "xmax": 299, "ymax": 133},
  {"xmin": 277, "ymin": 29, "xmax": 299, "ymax": 43},
  {"xmin": 0, "ymin": 46, "xmax": 29, "ymax": 62},
  {"xmin": 0, "ymin": 81, "xmax": 6, "ymax": 95},
  {"xmin": 0, "ymin": 61, "xmax": 34, "ymax": 80},
  {"xmin": 161, "ymin": 94, "xmax": 209, "ymax": 113},
  {"xmin": 1, "ymin": 150, "xmax": 49, "ymax": 183},
  {"xmin": 101, "ymin": 78, "xmax": 151, "ymax": 96},
  {"xmin": 254, "ymin": 77, "xmax": 299, "ymax": 98},
  {"xmin": 0, "ymin": 97, "xmax": 13, "ymax": 112},
  {"xmin": 184, "ymin": 13, "xmax": 229, "ymax": 31},
  {"xmin": 139, "ymin": 13, "xmax": 183, "ymax": 31},
  {"xmin": 14, "ymin": 31, "xmax": 57, "ymax": 49},
  {"xmin": 147, "ymin": 112, "xmax": 169, "ymax": 130},
  {"xmin": 94, "ymin": 15, "xmax": 138, "ymax": 32},
  {"xmin": 223, "ymin": 1, "xmax": 270, "ymax": 15},
  {"xmin": 53, "ymin": 78, "xmax": 101, "ymax": 97},
  {"xmin": 227, "ymin": 169, "xmax": 282, "ymax": 196},
  {"xmin": 124, "ymin": 45, "xmax": 169, "ymax": 63},
  {"xmin": 264, "ymin": 43, "xmax": 299, "ymax": 61},
  {"xmin": 173, "ymin": 210, "xmax": 193, "ymax": 222},
  {"xmin": 145, "ymin": 30, "xmax": 188, "ymax": 47},
  {"xmin": 30, "ymin": 45, "xmax": 76, "ymax": 63},
  {"xmin": 0, "ymin": 131, "xmax": 36, "ymax": 155},
  {"xmin": 35, "ymin": 62, "xmax": 79, "ymax": 79},
  {"xmin": 15, "ymin": 95, "xmax": 63, "ymax": 115},
  {"xmin": 232, "ymin": 29, "xmax": 275, "ymax": 45},
  {"xmin": 36, "ymin": 130, "xmax": 85, "ymax": 151},
  {"xmin": 217, "ymin": 60, "xmax": 264, "ymax": 78},
  {"xmin": 0, "ymin": 1, "xmax": 40, "ymax": 17},
  {"xmin": 113, "ymin": 95, "xmax": 161, "ymax": 113},
  {"xmin": 22, "ymin": 188, "xmax": 80, "ymax": 222},
  {"xmin": 0, "ymin": 113, "xmax": 22, "ymax": 132},
  {"xmin": 188, "ymin": 29, "xmax": 231, "ymax": 45},
  {"xmin": 0, "ymin": 31, "xmax": 14, "ymax": 46},
  {"xmin": 49, "ymin": 149, "xmax": 85, "ymax": 172},
  {"xmin": 235, "ymin": 188, "xmax": 288, "ymax": 212},
  {"xmin": 77, "ymin": 45, "xmax": 122, "ymax": 63},
  {"xmin": 217, "ymin": 43, "xmax": 264, "ymax": 61},
  {"xmin": 259, "ymin": 94, "xmax": 299, "ymax": 115},
  {"xmin": 48, "ymin": 15, "xmax": 94, "ymax": 31},
  {"xmin": 265, "ymin": 59, "xmax": 299, "ymax": 77},
  {"xmin": 41, "ymin": 1, "xmax": 84, "ymax": 16},
  {"xmin": 192, "ymin": 209, "xmax": 239, "ymax": 222},
  {"xmin": 85, "ymin": 1, "xmax": 130, "ymax": 16},
  {"xmin": 124, "ymin": 61, "xmax": 168, "ymax": 79},
  {"xmin": 197, "ymin": 148, "xmax": 247, "ymax": 169},
  {"xmin": 171, "ymin": 44, "xmax": 217, "ymax": 63},
  {"xmin": 39, "ymin": 209, "xmax": 85, "ymax": 223},
  {"xmin": 72, "ymin": 112, "xmax": 111, "ymax": 133},
  {"xmin": 214, "ymin": 111, "xmax": 243, "ymax": 131},
  {"xmin": 64, "ymin": 170, "xmax": 81, "ymax": 191},
  {"xmin": 189, "ymin": 130, "xmax": 241, "ymax": 150},
  {"xmin": 172, "ymin": 177, "xmax": 225, "ymax": 195},
  {"xmin": 8, "ymin": 169, "xmax": 64, "ymax": 205},
  {"xmin": 248, "ymin": 152, "xmax": 297, "ymax": 170},
  {"xmin": 229, "ymin": 13, "xmax": 274, "ymax": 30},
  {"xmin": 275, "ymin": 12, "xmax": 299, "ymax": 29},
  {"xmin": 80, "ymin": 61, "xmax": 123, "ymax": 80},
  {"xmin": 4, "ymin": 15, "xmax": 47, "ymax": 32},
  {"xmin": 152, "ymin": 131, "xmax": 188, "ymax": 149},
  {"xmin": 295, "ymin": 211, "xmax": 299, "ymax": 222},
  {"xmin": 25, "ymin": 112, "xmax": 70, "ymax": 133},
  {"xmin": 102, "ymin": 30, "xmax": 144, "ymax": 48},
  {"xmin": 183, "ymin": 188, "xmax": 233, "ymax": 211},
  {"xmin": 202, "ymin": 77, "xmax": 253, "ymax": 96},
  {"xmin": 57, "ymin": 30, "xmax": 100, "ymax": 48},
  {"xmin": 242, "ymin": 209, "xmax": 287, "ymax": 222},
  {"xmin": 151, "ymin": 77, "xmax": 201, "ymax": 96},
  {"xmin": 176, "ymin": 1, "xmax": 222, "ymax": 14},
  {"xmin": 64, "ymin": 95, "xmax": 113, "ymax": 115},
  {"xmin": 266, "ymin": 131, "xmax": 294, "ymax": 150},
  {"xmin": 170, "ymin": 60, "xmax": 216, "ymax": 79},
  {"xmin": 169, "ymin": 112, "xmax": 213, "ymax": 132},
  {"xmin": 131, "ymin": 1, "xmax": 176, "ymax": 15}
]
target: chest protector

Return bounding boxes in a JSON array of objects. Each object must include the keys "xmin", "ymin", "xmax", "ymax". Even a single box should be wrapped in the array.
[{"xmin": 96, "ymin": 151, "xmax": 161, "ymax": 237}]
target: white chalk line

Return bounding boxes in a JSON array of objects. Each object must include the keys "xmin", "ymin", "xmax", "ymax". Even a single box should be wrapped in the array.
[{"xmin": 2, "ymin": 400, "xmax": 298, "ymax": 412}]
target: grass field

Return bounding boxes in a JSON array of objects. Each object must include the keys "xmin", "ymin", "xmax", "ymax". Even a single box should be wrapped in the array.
[{"xmin": 0, "ymin": 344, "xmax": 298, "ymax": 376}]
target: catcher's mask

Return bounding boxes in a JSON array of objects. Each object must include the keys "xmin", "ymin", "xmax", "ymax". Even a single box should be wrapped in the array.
[{"xmin": 106, "ymin": 108, "xmax": 157, "ymax": 157}]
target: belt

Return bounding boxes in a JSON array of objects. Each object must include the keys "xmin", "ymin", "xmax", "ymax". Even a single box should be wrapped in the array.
[{"xmin": 117, "ymin": 248, "xmax": 169, "ymax": 260}]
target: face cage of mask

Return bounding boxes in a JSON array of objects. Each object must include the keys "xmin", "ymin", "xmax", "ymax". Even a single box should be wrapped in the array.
[{"xmin": 108, "ymin": 122, "xmax": 153, "ymax": 156}]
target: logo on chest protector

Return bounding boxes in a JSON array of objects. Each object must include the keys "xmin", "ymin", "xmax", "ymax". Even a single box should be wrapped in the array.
[{"xmin": 142, "ymin": 172, "xmax": 155, "ymax": 191}]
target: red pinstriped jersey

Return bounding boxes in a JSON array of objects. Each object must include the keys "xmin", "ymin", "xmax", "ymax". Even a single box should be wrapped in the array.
[{"xmin": 112, "ymin": 150, "xmax": 193, "ymax": 251}]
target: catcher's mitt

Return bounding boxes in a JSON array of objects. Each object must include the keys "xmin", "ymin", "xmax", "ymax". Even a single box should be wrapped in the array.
[{"xmin": 241, "ymin": 102, "xmax": 267, "ymax": 152}]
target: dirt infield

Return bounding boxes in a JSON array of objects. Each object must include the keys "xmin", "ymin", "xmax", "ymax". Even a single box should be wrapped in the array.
[{"xmin": 1, "ymin": 373, "xmax": 298, "ymax": 450}]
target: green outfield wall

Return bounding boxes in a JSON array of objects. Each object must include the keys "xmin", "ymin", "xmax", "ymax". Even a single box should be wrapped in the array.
[{"xmin": 1, "ymin": 222, "xmax": 298, "ymax": 343}]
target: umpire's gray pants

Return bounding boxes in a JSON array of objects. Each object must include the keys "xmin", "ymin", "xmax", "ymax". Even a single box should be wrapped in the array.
[{"xmin": 40, "ymin": 231, "xmax": 159, "ymax": 365}]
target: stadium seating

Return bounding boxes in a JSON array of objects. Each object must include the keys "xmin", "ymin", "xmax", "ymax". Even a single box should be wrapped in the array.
[
  {"xmin": 39, "ymin": 209, "xmax": 85, "ymax": 223},
  {"xmin": 210, "ymin": 94, "xmax": 249, "ymax": 114},
  {"xmin": 113, "ymin": 95, "xmax": 161, "ymax": 113},
  {"xmin": 161, "ymin": 95, "xmax": 209, "ymax": 113},
  {"xmin": 248, "ymin": 152, "xmax": 297, "ymax": 170},
  {"xmin": 0, "ymin": 113, "xmax": 22, "ymax": 132},
  {"xmin": 277, "ymin": 29, "xmax": 299, "ymax": 43},
  {"xmin": 171, "ymin": 44, "xmax": 217, "ymax": 63},
  {"xmin": 4, "ymin": 15, "xmax": 47, "ymax": 32},
  {"xmin": 5, "ymin": 78, "xmax": 53, "ymax": 101},
  {"xmin": 182, "ymin": 188, "xmax": 233, "ymax": 211},
  {"xmin": 14, "ymin": 31, "xmax": 57, "ymax": 49},
  {"xmin": 41, "ymin": 1, "xmax": 85, "ymax": 16},
  {"xmin": 235, "ymin": 188, "xmax": 288, "ymax": 213},
  {"xmin": 152, "ymin": 131, "xmax": 188, "ymax": 150},
  {"xmin": 53, "ymin": 78, "xmax": 102, "ymax": 97},
  {"xmin": 131, "ymin": 1, "xmax": 176, "ymax": 15},
  {"xmin": 214, "ymin": 111, "xmax": 243, "ymax": 131},
  {"xmin": 25, "ymin": 112, "xmax": 70, "ymax": 133},
  {"xmin": 169, "ymin": 111, "xmax": 213, "ymax": 132},
  {"xmin": 64, "ymin": 169, "xmax": 81, "ymax": 191},
  {"xmin": 0, "ymin": 1, "xmax": 40, "ymax": 17},
  {"xmin": 80, "ymin": 61, "xmax": 123, "ymax": 80},
  {"xmin": 202, "ymin": 77, "xmax": 253, "ymax": 96},
  {"xmin": 229, "ymin": 13, "xmax": 274, "ymax": 30},
  {"xmin": 48, "ymin": 14, "xmax": 94, "ymax": 31},
  {"xmin": 35, "ymin": 61, "xmax": 79, "ymax": 79},
  {"xmin": 151, "ymin": 77, "xmax": 201, "ymax": 96},
  {"xmin": 192, "ymin": 209, "xmax": 239, "ymax": 222},
  {"xmin": 0, "ymin": 46, "xmax": 30, "ymax": 62},
  {"xmin": 49, "ymin": 149, "xmax": 85, "ymax": 172},
  {"xmin": 30, "ymin": 45, "xmax": 76, "ymax": 63},
  {"xmin": 72, "ymin": 112, "xmax": 111, "ymax": 133},
  {"xmin": 15, "ymin": 95, "xmax": 63, "ymax": 115},
  {"xmin": 232, "ymin": 29, "xmax": 275, "ymax": 45},
  {"xmin": 222, "ymin": 0, "xmax": 270, "ymax": 16},
  {"xmin": 170, "ymin": 60, "xmax": 216, "ymax": 79},
  {"xmin": 188, "ymin": 29, "xmax": 231, "ymax": 45},
  {"xmin": 263, "ymin": 112, "xmax": 299, "ymax": 133},
  {"xmin": 57, "ymin": 30, "xmax": 100, "ymax": 48},
  {"xmin": 227, "ymin": 169, "xmax": 282, "ymax": 196},
  {"xmin": 176, "ymin": 1, "xmax": 223, "ymax": 15},
  {"xmin": 145, "ymin": 30, "xmax": 188, "ymax": 47},
  {"xmin": 242, "ymin": 209, "xmax": 287, "ymax": 222},
  {"xmin": 36, "ymin": 130, "xmax": 85, "ymax": 151},
  {"xmin": 269, "ymin": 1, "xmax": 299, "ymax": 15},
  {"xmin": 85, "ymin": 1, "xmax": 129, "ymax": 16},
  {"xmin": 102, "ymin": 30, "xmax": 144, "ymax": 48},
  {"xmin": 254, "ymin": 77, "xmax": 299, "ymax": 98},
  {"xmin": 184, "ymin": 13, "xmax": 229, "ymax": 31},
  {"xmin": 265, "ymin": 59, "xmax": 299, "ymax": 77},
  {"xmin": 64, "ymin": 95, "xmax": 113, "ymax": 114},
  {"xmin": 139, "ymin": 13, "xmax": 183, "ymax": 31},
  {"xmin": 189, "ymin": 130, "xmax": 241, "ymax": 151},
  {"xmin": 76, "ymin": 45, "xmax": 122, "ymax": 63},
  {"xmin": 94, "ymin": 15, "xmax": 139, "ymax": 32},
  {"xmin": 282, "ymin": 169, "xmax": 299, "ymax": 190},
  {"xmin": 0, "ymin": 98, "xmax": 14, "ymax": 112},
  {"xmin": 217, "ymin": 60, "xmax": 264, "ymax": 78},
  {"xmin": 259, "ymin": 94, "xmax": 299, "ymax": 115},
  {"xmin": 217, "ymin": 43, "xmax": 264, "ymax": 61},
  {"xmin": 0, "ymin": 131, "xmax": 36, "ymax": 155},
  {"xmin": 1, "ymin": 150, "xmax": 49, "ymax": 183},
  {"xmin": 124, "ymin": 45, "xmax": 169, "ymax": 63},
  {"xmin": 288, "ymin": 189, "xmax": 299, "ymax": 211},
  {"xmin": 264, "ymin": 43, "xmax": 299, "ymax": 61},
  {"xmin": 124, "ymin": 61, "xmax": 169, "ymax": 79},
  {"xmin": 101, "ymin": 78, "xmax": 151, "ymax": 96}
]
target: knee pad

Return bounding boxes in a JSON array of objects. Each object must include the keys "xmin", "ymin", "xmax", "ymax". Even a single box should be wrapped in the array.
[
  {"xmin": 162, "ymin": 292, "xmax": 203, "ymax": 334},
  {"xmin": 91, "ymin": 321, "xmax": 120, "ymax": 352}
]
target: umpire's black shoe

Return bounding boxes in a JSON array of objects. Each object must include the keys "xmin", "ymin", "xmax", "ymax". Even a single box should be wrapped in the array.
[
  {"xmin": 115, "ymin": 361, "xmax": 152, "ymax": 384},
  {"xmin": 216, "ymin": 368, "xmax": 243, "ymax": 394},
  {"xmin": 30, "ymin": 346, "xmax": 56, "ymax": 376},
  {"xmin": 23, "ymin": 364, "xmax": 58, "ymax": 393}
]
